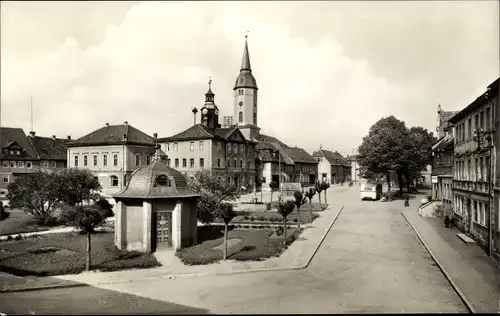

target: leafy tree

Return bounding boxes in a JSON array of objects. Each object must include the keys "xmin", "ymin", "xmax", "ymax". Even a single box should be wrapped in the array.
[
  {"xmin": 188, "ymin": 169, "xmax": 238, "ymax": 224},
  {"xmin": 56, "ymin": 168, "xmax": 102, "ymax": 206},
  {"xmin": 220, "ymin": 203, "xmax": 236, "ymax": 260},
  {"xmin": 402, "ymin": 127, "xmax": 437, "ymax": 190},
  {"xmin": 95, "ymin": 198, "xmax": 114, "ymax": 218},
  {"xmin": 59, "ymin": 203, "xmax": 108, "ymax": 271},
  {"xmin": 321, "ymin": 182, "xmax": 330, "ymax": 204},
  {"xmin": 7, "ymin": 171, "xmax": 61, "ymax": 224},
  {"xmin": 358, "ymin": 116, "xmax": 412, "ymax": 195},
  {"xmin": 269, "ymin": 181, "xmax": 278, "ymax": 204},
  {"xmin": 315, "ymin": 181, "xmax": 324, "ymax": 207},
  {"xmin": 292, "ymin": 191, "xmax": 307, "ymax": 230},
  {"xmin": 304, "ymin": 188, "xmax": 316, "ymax": 219},
  {"xmin": 277, "ymin": 200, "xmax": 295, "ymax": 246}
]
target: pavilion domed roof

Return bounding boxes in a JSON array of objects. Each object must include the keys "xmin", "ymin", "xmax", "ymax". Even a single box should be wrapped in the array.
[{"xmin": 113, "ymin": 158, "xmax": 199, "ymax": 200}]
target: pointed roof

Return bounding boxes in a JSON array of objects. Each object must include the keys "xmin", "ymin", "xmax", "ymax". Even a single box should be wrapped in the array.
[
  {"xmin": 0, "ymin": 127, "xmax": 38, "ymax": 159},
  {"xmin": 281, "ymin": 146, "xmax": 317, "ymax": 164},
  {"xmin": 28, "ymin": 136, "xmax": 70, "ymax": 160},
  {"xmin": 312, "ymin": 149, "xmax": 350, "ymax": 166},
  {"xmin": 205, "ymin": 78, "xmax": 214, "ymax": 96},
  {"xmin": 67, "ymin": 123, "xmax": 155, "ymax": 147},
  {"xmin": 233, "ymin": 35, "xmax": 258, "ymax": 90}
]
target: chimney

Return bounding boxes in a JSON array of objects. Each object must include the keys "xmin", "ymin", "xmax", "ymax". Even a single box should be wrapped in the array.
[
  {"xmin": 29, "ymin": 131, "xmax": 35, "ymax": 138},
  {"xmin": 153, "ymin": 133, "xmax": 158, "ymax": 139},
  {"xmin": 67, "ymin": 136, "xmax": 71, "ymax": 141},
  {"xmin": 122, "ymin": 134, "xmax": 127, "ymax": 142},
  {"xmin": 52, "ymin": 135, "xmax": 56, "ymax": 140},
  {"xmin": 105, "ymin": 122, "xmax": 110, "ymax": 127},
  {"xmin": 124, "ymin": 121, "xmax": 128, "ymax": 125}
]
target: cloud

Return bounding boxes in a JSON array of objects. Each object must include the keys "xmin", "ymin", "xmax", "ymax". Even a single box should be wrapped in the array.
[{"xmin": 1, "ymin": 1, "xmax": 498, "ymax": 156}]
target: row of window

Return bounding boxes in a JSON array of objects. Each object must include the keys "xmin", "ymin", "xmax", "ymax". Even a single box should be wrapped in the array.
[
  {"xmin": 1, "ymin": 160, "xmax": 59, "ymax": 169},
  {"xmin": 166, "ymin": 141, "xmax": 251, "ymax": 155},
  {"xmin": 454, "ymin": 195, "xmax": 488, "ymax": 227},
  {"xmin": 166, "ymin": 157, "xmax": 253, "ymax": 169},
  {"xmin": 74, "ymin": 154, "xmax": 119, "ymax": 167},
  {"xmin": 434, "ymin": 152, "xmax": 453, "ymax": 165},
  {"xmin": 454, "ymin": 156, "xmax": 491, "ymax": 182},
  {"xmin": 455, "ymin": 106, "xmax": 494, "ymax": 143}
]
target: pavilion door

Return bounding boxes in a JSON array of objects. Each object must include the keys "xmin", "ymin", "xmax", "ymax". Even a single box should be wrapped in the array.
[{"xmin": 155, "ymin": 211, "xmax": 172, "ymax": 249}]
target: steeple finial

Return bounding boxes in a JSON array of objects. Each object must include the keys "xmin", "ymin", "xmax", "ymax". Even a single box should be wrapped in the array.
[
  {"xmin": 240, "ymin": 32, "xmax": 252, "ymax": 71},
  {"xmin": 209, "ymin": 76, "xmax": 212, "ymax": 89}
]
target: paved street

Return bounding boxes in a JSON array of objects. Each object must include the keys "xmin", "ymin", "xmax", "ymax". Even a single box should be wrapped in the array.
[{"xmin": 0, "ymin": 187, "xmax": 468, "ymax": 314}]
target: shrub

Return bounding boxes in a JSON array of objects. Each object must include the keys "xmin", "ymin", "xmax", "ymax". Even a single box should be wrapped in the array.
[
  {"xmin": 257, "ymin": 216, "xmax": 265, "ymax": 222},
  {"xmin": 243, "ymin": 216, "xmax": 249, "ymax": 220},
  {"xmin": 292, "ymin": 218, "xmax": 298, "ymax": 223},
  {"xmin": 250, "ymin": 217, "xmax": 255, "ymax": 221}
]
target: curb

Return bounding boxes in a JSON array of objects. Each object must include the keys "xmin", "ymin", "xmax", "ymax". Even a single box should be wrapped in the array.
[
  {"xmin": 1, "ymin": 205, "xmax": 345, "ymax": 291},
  {"xmin": 401, "ymin": 211, "xmax": 475, "ymax": 314}
]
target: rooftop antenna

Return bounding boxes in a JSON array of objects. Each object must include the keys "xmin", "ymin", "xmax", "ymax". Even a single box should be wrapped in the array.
[
  {"xmin": 30, "ymin": 95, "xmax": 34, "ymax": 132},
  {"xmin": 245, "ymin": 30, "xmax": 249, "ymax": 39}
]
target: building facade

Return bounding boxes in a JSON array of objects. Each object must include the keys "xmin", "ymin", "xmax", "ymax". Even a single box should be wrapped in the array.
[
  {"xmin": 0, "ymin": 128, "xmax": 69, "ymax": 197},
  {"xmin": 66, "ymin": 122, "xmax": 157, "ymax": 196},
  {"xmin": 312, "ymin": 148, "xmax": 352, "ymax": 184},
  {"xmin": 449, "ymin": 77, "xmax": 498, "ymax": 256}
]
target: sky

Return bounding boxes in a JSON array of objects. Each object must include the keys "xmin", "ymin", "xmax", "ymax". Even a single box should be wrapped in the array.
[{"xmin": 1, "ymin": 1, "xmax": 498, "ymax": 156}]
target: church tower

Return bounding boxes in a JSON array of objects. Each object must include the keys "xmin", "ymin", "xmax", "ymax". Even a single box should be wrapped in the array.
[
  {"xmin": 234, "ymin": 35, "xmax": 260, "ymax": 141},
  {"xmin": 200, "ymin": 78, "xmax": 220, "ymax": 130}
]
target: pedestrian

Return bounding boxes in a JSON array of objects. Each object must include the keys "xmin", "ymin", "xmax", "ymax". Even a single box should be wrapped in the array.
[{"xmin": 404, "ymin": 195, "xmax": 409, "ymax": 208}]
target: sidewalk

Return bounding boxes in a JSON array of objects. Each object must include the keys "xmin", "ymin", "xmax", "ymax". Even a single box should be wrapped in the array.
[{"xmin": 401, "ymin": 201, "xmax": 500, "ymax": 313}]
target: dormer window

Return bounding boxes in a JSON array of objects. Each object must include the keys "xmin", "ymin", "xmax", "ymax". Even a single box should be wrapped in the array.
[{"xmin": 155, "ymin": 174, "xmax": 171, "ymax": 186}]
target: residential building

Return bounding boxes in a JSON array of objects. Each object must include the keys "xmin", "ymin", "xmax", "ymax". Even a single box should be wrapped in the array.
[
  {"xmin": 0, "ymin": 128, "xmax": 70, "ymax": 196},
  {"xmin": 448, "ymin": 77, "xmax": 498, "ymax": 256},
  {"xmin": 431, "ymin": 106, "xmax": 455, "ymax": 212},
  {"xmin": 490, "ymin": 79, "xmax": 500, "ymax": 261},
  {"xmin": 312, "ymin": 148, "xmax": 352, "ymax": 184},
  {"xmin": 157, "ymin": 82, "xmax": 258, "ymax": 188},
  {"xmin": 66, "ymin": 122, "xmax": 157, "ymax": 195}
]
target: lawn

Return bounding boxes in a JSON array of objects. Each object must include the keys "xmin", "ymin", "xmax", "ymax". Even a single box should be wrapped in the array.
[
  {"xmin": 228, "ymin": 211, "xmax": 320, "ymax": 225},
  {"xmin": 176, "ymin": 225, "xmax": 299, "ymax": 265},
  {"xmin": 0, "ymin": 209, "xmax": 51, "ymax": 236},
  {"xmin": 268, "ymin": 201, "xmax": 328, "ymax": 212},
  {"xmin": 0, "ymin": 231, "xmax": 161, "ymax": 276}
]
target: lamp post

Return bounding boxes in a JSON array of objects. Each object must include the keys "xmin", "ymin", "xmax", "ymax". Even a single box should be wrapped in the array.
[{"xmin": 273, "ymin": 148, "xmax": 282, "ymax": 193}]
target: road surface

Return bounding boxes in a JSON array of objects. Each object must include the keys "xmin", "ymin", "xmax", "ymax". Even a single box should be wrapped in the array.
[{"xmin": 0, "ymin": 187, "xmax": 467, "ymax": 314}]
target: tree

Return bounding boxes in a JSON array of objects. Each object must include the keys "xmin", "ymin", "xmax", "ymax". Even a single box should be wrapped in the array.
[
  {"xmin": 188, "ymin": 169, "xmax": 238, "ymax": 224},
  {"xmin": 277, "ymin": 200, "xmax": 295, "ymax": 246},
  {"xmin": 315, "ymin": 181, "xmax": 324, "ymax": 207},
  {"xmin": 403, "ymin": 127, "xmax": 437, "ymax": 190},
  {"xmin": 7, "ymin": 171, "xmax": 61, "ymax": 224},
  {"xmin": 56, "ymin": 168, "xmax": 102, "ymax": 206},
  {"xmin": 292, "ymin": 190, "xmax": 307, "ymax": 230},
  {"xmin": 269, "ymin": 181, "xmax": 278, "ymax": 204},
  {"xmin": 358, "ymin": 116, "xmax": 412, "ymax": 195},
  {"xmin": 321, "ymin": 182, "xmax": 330, "ymax": 204},
  {"xmin": 59, "ymin": 203, "xmax": 108, "ymax": 271},
  {"xmin": 220, "ymin": 203, "xmax": 236, "ymax": 260},
  {"xmin": 304, "ymin": 188, "xmax": 316, "ymax": 219}
]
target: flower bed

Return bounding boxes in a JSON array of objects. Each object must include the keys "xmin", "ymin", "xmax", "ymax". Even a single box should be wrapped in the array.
[
  {"xmin": 230, "ymin": 211, "xmax": 319, "ymax": 225},
  {"xmin": 176, "ymin": 227, "xmax": 299, "ymax": 265},
  {"xmin": 0, "ymin": 231, "xmax": 161, "ymax": 276}
]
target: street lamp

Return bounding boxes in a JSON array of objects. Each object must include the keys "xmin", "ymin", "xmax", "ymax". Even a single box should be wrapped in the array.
[{"xmin": 273, "ymin": 148, "xmax": 282, "ymax": 193}]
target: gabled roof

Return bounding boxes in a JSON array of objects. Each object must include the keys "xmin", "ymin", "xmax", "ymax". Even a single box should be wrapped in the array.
[
  {"xmin": 67, "ymin": 123, "xmax": 155, "ymax": 147},
  {"xmin": 158, "ymin": 124, "xmax": 226, "ymax": 142},
  {"xmin": 0, "ymin": 127, "xmax": 38, "ymax": 159},
  {"xmin": 312, "ymin": 149, "xmax": 350, "ymax": 166},
  {"xmin": 434, "ymin": 137, "xmax": 454, "ymax": 152},
  {"xmin": 282, "ymin": 146, "xmax": 317, "ymax": 164},
  {"xmin": 28, "ymin": 136, "xmax": 70, "ymax": 160},
  {"xmin": 255, "ymin": 133, "xmax": 288, "ymax": 147}
]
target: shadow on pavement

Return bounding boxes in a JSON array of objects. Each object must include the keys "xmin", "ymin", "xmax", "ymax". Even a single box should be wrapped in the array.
[{"xmin": 0, "ymin": 284, "xmax": 211, "ymax": 315}]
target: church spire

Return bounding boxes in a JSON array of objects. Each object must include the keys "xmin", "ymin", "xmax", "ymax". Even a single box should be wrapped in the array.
[
  {"xmin": 240, "ymin": 32, "xmax": 252, "ymax": 71},
  {"xmin": 205, "ymin": 77, "xmax": 214, "ymax": 103}
]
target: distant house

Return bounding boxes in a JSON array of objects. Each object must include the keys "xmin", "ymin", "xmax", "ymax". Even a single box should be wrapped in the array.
[
  {"xmin": 66, "ymin": 122, "xmax": 157, "ymax": 195},
  {"xmin": 312, "ymin": 148, "xmax": 351, "ymax": 184},
  {"xmin": 27, "ymin": 132, "xmax": 71, "ymax": 171}
]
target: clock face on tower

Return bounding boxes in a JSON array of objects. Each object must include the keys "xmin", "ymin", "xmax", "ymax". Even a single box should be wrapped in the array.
[
  {"xmin": 239, "ymin": 101, "xmax": 243, "ymax": 107},
  {"xmin": 202, "ymin": 108, "xmax": 208, "ymax": 115}
]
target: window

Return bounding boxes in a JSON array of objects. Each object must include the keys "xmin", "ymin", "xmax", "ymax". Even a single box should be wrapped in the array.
[
  {"xmin": 174, "ymin": 142, "xmax": 178, "ymax": 151},
  {"xmin": 248, "ymin": 176, "xmax": 252, "ymax": 185},
  {"xmin": 217, "ymin": 141, "xmax": 222, "ymax": 149},
  {"xmin": 166, "ymin": 143, "xmax": 170, "ymax": 151},
  {"xmin": 190, "ymin": 141, "xmax": 194, "ymax": 151},
  {"xmin": 240, "ymin": 160, "xmax": 243, "ymax": 168},
  {"xmin": 253, "ymin": 113, "xmax": 257, "ymax": 125},
  {"xmin": 190, "ymin": 158, "xmax": 195, "ymax": 168},
  {"xmin": 467, "ymin": 159, "xmax": 471, "ymax": 180},
  {"xmin": 74, "ymin": 156, "xmax": 79, "ymax": 167},
  {"xmin": 247, "ymin": 160, "xmax": 250, "ymax": 168},
  {"xmin": 182, "ymin": 158, "xmax": 187, "ymax": 168},
  {"xmin": 217, "ymin": 158, "xmax": 221, "ymax": 167},
  {"xmin": 175, "ymin": 158, "xmax": 179, "ymax": 168},
  {"xmin": 485, "ymin": 156, "xmax": 490, "ymax": 181},
  {"xmin": 15, "ymin": 150, "xmax": 20, "ymax": 155},
  {"xmin": 475, "ymin": 158, "xmax": 479, "ymax": 181},
  {"xmin": 233, "ymin": 143, "xmax": 237, "ymax": 153},
  {"xmin": 218, "ymin": 176, "xmax": 222, "ymax": 182},
  {"xmin": 239, "ymin": 112, "xmax": 243, "ymax": 123},
  {"xmin": 155, "ymin": 174, "xmax": 170, "ymax": 186},
  {"xmin": 17, "ymin": 161, "xmax": 24, "ymax": 168},
  {"xmin": 479, "ymin": 157, "xmax": 484, "ymax": 181},
  {"xmin": 227, "ymin": 143, "xmax": 231, "ymax": 153},
  {"xmin": 473, "ymin": 200, "xmax": 478, "ymax": 222},
  {"xmin": 474, "ymin": 114, "xmax": 479, "ymax": 131},
  {"xmin": 83, "ymin": 156, "xmax": 88, "ymax": 166},
  {"xmin": 103, "ymin": 155, "xmax": 107, "ymax": 166},
  {"xmin": 234, "ymin": 159, "xmax": 237, "ymax": 168},
  {"xmin": 240, "ymin": 144, "xmax": 244, "ymax": 153},
  {"xmin": 113, "ymin": 155, "xmax": 118, "ymax": 166},
  {"xmin": 2, "ymin": 161, "xmax": 8, "ymax": 168},
  {"xmin": 26, "ymin": 161, "xmax": 32, "ymax": 169},
  {"xmin": 479, "ymin": 111, "xmax": 484, "ymax": 129},
  {"xmin": 42, "ymin": 161, "xmax": 49, "ymax": 168},
  {"xmin": 51, "ymin": 161, "xmax": 57, "ymax": 168},
  {"xmin": 146, "ymin": 155, "xmax": 151, "ymax": 165},
  {"xmin": 485, "ymin": 107, "xmax": 490, "ymax": 130},
  {"xmin": 227, "ymin": 159, "xmax": 231, "ymax": 167},
  {"xmin": 166, "ymin": 158, "xmax": 171, "ymax": 167},
  {"xmin": 200, "ymin": 158, "xmax": 204, "ymax": 168},
  {"xmin": 110, "ymin": 175, "xmax": 119, "ymax": 187},
  {"xmin": 227, "ymin": 177, "xmax": 231, "ymax": 183},
  {"xmin": 135, "ymin": 155, "xmax": 141, "ymax": 166},
  {"xmin": 467, "ymin": 118, "xmax": 471, "ymax": 139},
  {"xmin": 3, "ymin": 176, "xmax": 8, "ymax": 183},
  {"xmin": 199, "ymin": 141, "xmax": 204, "ymax": 151}
]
